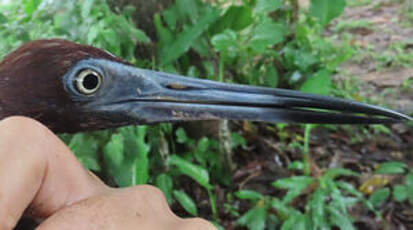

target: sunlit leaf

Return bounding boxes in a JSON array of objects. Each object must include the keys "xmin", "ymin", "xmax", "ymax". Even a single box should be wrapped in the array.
[
  {"xmin": 160, "ymin": 8, "xmax": 219, "ymax": 65},
  {"xmin": 327, "ymin": 206, "xmax": 355, "ymax": 230},
  {"xmin": 0, "ymin": 12, "xmax": 7, "ymax": 24},
  {"xmin": 256, "ymin": 0, "xmax": 282, "ymax": 13},
  {"xmin": 281, "ymin": 213, "xmax": 310, "ymax": 230},
  {"xmin": 176, "ymin": 128, "xmax": 188, "ymax": 144},
  {"xmin": 273, "ymin": 176, "xmax": 314, "ymax": 203},
  {"xmin": 309, "ymin": 189, "xmax": 328, "ymax": 229},
  {"xmin": 300, "ymin": 69, "xmax": 331, "ymax": 95},
  {"xmin": 173, "ymin": 190, "xmax": 198, "ymax": 216},
  {"xmin": 81, "ymin": 0, "xmax": 95, "ymax": 19},
  {"xmin": 22, "ymin": 0, "xmax": 42, "ymax": 15},
  {"xmin": 103, "ymin": 133, "xmax": 125, "ymax": 167},
  {"xmin": 374, "ymin": 161, "xmax": 406, "ymax": 175},
  {"xmin": 237, "ymin": 206, "xmax": 267, "ymax": 230},
  {"xmin": 310, "ymin": 0, "xmax": 346, "ymax": 26},
  {"xmin": 154, "ymin": 13, "xmax": 174, "ymax": 46},
  {"xmin": 211, "ymin": 29, "xmax": 239, "ymax": 57},
  {"xmin": 235, "ymin": 190, "xmax": 264, "ymax": 200},
  {"xmin": 69, "ymin": 133, "xmax": 100, "ymax": 171},
  {"xmin": 176, "ymin": 0, "xmax": 199, "ymax": 22},
  {"xmin": 196, "ymin": 137, "xmax": 210, "ymax": 153},
  {"xmin": 250, "ymin": 18, "xmax": 286, "ymax": 53},
  {"xmin": 273, "ymin": 176, "xmax": 314, "ymax": 189},
  {"xmin": 211, "ymin": 5, "xmax": 253, "ymax": 34},
  {"xmin": 156, "ymin": 174, "xmax": 173, "ymax": 204},
  {"xmin": 169, "ymin": 155, "xmax": 211, "ymax": 189}
]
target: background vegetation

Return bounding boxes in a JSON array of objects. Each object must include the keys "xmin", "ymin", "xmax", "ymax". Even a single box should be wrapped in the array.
[{"xmin": 0, "ymin": 0, "xmax": 412, "ymax": 229}]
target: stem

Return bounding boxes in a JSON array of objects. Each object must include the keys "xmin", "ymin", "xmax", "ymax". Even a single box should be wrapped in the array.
[
  {"xmin": 207, "ymin": 188, "xmax": 218, "ymax": 221},
  {"xmin": 218, "ymin": 53, "xmax": 225, "ymax": 82},
  {"xmin": 217, "ymin": 53, "xmax": 236, "ymax": 172},
  {"xmin": 303, "ymin": 124, "xmax": 313, "ymax": 175}
]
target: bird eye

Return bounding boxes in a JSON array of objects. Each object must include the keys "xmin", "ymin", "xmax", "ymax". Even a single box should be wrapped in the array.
[{"xmin": 75, "ymin": 69, "xmax": 102, "ymax": 95}]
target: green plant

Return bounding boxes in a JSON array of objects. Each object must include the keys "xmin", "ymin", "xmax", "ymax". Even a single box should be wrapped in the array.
[
  {"xmin": 3, "ymin": 0, "xmax": 410, "ymax": 229},
  {"xmin": 374, "ymin": 162, "xmax": 413, "ymax": 205},
  {"xmin": 333, "ymin": 19, "xmax": 374, "ymax": 33},
  {"xmin": 234, "ymin": 167, "xmax": 379, "ymax": 230}
]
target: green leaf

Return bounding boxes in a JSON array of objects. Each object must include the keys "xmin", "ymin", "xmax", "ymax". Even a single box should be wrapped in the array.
[
  {"xmin": 105, "ymin": 126, "xmax": 150, "ymax": 187},
  {"xmin": 369, "ymin": 188, "xmax": 390, "ymax": 207},
  {"xmin": 0, "ymin": 13, "xmax": 7, "ymax": 24},
  {"xmin": 211, "ymin": 5, "xmax": 253, "ymax": 34},
  {"xmin": 309, "ymin": 189, "xmax": 328, "ymax": 229},
  {"xmin": 103, "ymin": 133, "xmax": 125, "ymax": 167},
  {"xmin": 22, "ymin": 0, "xmax": 42, "ymax": 15},
  {"xmin": 196, "ymin": 137, "xmax": 210, "ymax": 153},
  {"xmin": 336, "ymin": 182, "xmax": 363, "ymax": 198},
  {"xmin": 160, "ymin": 8, "xmax": 219, "ymax": 65},
  {"xmin": 249, "ymin": 18, "xmax": 286, "ymax": 53},
  {"xmin": 130, "ymin": 27, "xmax": 150, "ymax": 43},
  {"xmin": 156, "ymin": 174, "xmax": 174, "ymax": 205},
  {"xmin": 324, "ymin": 168, "xmax": 359, "ymax": 180},
  {"xmin": 393, "ymin": 185, "xmax": 407, "ymax": 202},
  {"xmin": 256, "ymin": 0, "xmax": 283, "ymax": 13},
  {"xmin": 406, "ymin": 173, "xmax": 413, "ymax": 204},
  {"xmin": 272, "ymin": 176, "xmax": 314, "ymax": 190},
  {"xmin": 231, "ymin": 132, "xmax": 246, "ymax": 149},
  {"xmin": 273, "ymin": 176, "xmax": 314, "ymax": 203},
  {"xmin": 162, "ymin": 6, "xmax": 179, "ymax": 30},
  {"xmin": 327, "ymin": 206, "xmax": 355, "ymax": 230},
  {"xmin": 281, "ymin": 213, "xmax": 310, "ymax": 230},
  {"xmin": 81, "ymin": 0, "xmax": 95, "ymax": 19},
  {"xmin": 154, "ymin": 13, "xmax": 174, "ymax": 46},
  {"xmin": 237, "ymin": 207, "xmax": 267, "ymax": 230},
  {"xmin": 211, "ymin": 29, "xmax": 240, "ymax": 58},
  {"xmin": 133, "ymin": 126, "xmax": 150, "ymax": 185},
  {"xmin": 300, "ymin": 69, "xmax": 331, "ymax": 95},
  {"xmin": 264, "ymin": 65, "xmax": 278, "ymax": 88},
  {"xmin": 374, "ymin": 162, "xmax": 406, "ymax": 174},
  {"xmin": 235, "ymin": 190, "xmax": 264, "ymax": 201},
  {"xmin": 69, "ymin": 134, "xmax": 100, "ymax": 171},
  {"xmin": 176, "ymin": 0, "xmax": 199, "ymax": 22},
  {"xmin": 211, "ymin": 29, "xmax": 237, "ymax": 53},
  {"xmin": 169, "ymin": 155, "xmax": 211, "ymax": 189},
  {"xmin": 173, "ymin": 190, "xmax": 198, "ymax": 216},
  {"xmin": 310, "ymin": 0, "xmax": 346, "ymax": 26},
  {"xmin": 288, "ymin": 161, "xmax": 304, "ymax": 171},
  {"xmin": 271, "ymin": 198, "xmax": 299, "ymax": 218},
  {"xmin": 176, "ymin": 128, "xmax": 188, "ymax": 144}
]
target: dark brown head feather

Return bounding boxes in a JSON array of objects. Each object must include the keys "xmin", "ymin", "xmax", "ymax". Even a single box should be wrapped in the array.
[{"xmin": 0, "ymin": 39, "xmax": 127, "ymax": 131}]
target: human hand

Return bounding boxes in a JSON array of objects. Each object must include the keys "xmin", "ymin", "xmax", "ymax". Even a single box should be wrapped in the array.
[{"xmin": 0, "ymin": 116, "xmax": 215, "ymax": 230}]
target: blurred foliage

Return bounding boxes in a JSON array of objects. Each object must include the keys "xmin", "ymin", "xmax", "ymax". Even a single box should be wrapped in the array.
[{"xmin": 0, "ymin": 0, "xmax": 410, "ymax": 229}]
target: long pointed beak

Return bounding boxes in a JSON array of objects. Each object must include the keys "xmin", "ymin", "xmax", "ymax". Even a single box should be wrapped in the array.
[{"xmin": 90, "ymin": 63, "xmax": 412, "ymax": 125}]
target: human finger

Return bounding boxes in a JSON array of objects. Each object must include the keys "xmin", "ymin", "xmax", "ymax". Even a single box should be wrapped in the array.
[
  {"xmin": 0, "ymin": 116, "xmax": 107, "ymax": 229},
  {"xmin": 37, "ymin": 185, "xmax": 216, "ymax": 230}
]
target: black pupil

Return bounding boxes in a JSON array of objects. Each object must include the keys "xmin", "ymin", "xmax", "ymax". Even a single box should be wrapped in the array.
[{"xmin": 83, "ymin": 74, "xmax": 99, "ymax": 90}]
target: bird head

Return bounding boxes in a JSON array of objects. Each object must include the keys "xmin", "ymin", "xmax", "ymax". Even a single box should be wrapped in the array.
[{"xmin": 0, "ymin": 39, "xmax": 411, "ymax": 133}]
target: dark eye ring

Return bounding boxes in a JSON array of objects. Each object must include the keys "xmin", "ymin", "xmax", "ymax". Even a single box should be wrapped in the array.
[{"xmin": 75, "ymin": 69, "xmax": 102, "ymax": 95}]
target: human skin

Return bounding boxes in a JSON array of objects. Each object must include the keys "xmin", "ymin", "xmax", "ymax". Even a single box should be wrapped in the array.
[{"xmin": 0, "ymin": 116, "xmax": 216, "ymax": 230}]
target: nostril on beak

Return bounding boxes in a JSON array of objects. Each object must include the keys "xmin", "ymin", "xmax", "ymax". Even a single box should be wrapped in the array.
[{"xmin": 166, "ymin": 83, "xmax": 190, "ymax": 90}]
